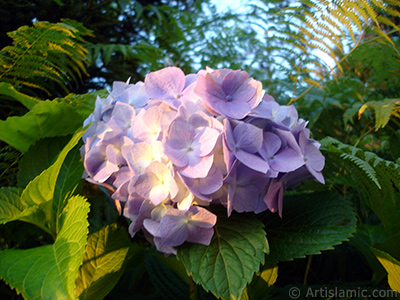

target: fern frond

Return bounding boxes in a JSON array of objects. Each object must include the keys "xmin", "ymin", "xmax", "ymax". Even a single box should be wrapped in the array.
[
  {"xmin": 266, "ymin": 0, "xmax": 400, "ymax": 99},
  {"xmin": 358, "ymin": 99, "xmax": 400, "ymax": 130},
  {"xmin": 0, "ymin": 20, "xmax": 91, "ymax": 96},
  {"xmin": 321, "ymin": 137, "xmax": 400, "ymax": 243}
]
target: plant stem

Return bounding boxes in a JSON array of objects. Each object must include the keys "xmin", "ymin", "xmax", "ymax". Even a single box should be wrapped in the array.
[
  {"xmin": 354, "ymin": 120, "xmax": 374, "ymax": 147},
  {"xmin": 303, "ymin": 255, "xmax": 313, "ymax": 285},
  {"xmin": 189, "ymin": 275, "xmax": 198, "ymax": 300}
]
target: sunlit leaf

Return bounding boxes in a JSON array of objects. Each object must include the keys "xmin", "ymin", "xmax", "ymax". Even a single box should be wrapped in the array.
[
  {"xmin": 0, "ymin": 101, "xmax": 83, "ymax": 153},
  {"xmin": 372, "ymin": 248, "xmax": 400, "ymax": 292},
  {"xmin": 0, "ymin": 195, "xmax": 89, "ymax": 300},
  {"xmin": 0, "ymin": 82, "xmax": 40, "ymax": 110},
  {"xmin": 76, "ymin": 224, "xmax": 132, "ymax": 300}
]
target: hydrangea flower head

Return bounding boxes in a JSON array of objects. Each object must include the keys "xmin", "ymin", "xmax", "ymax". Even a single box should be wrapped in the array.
[{"xmin": 81, "ymin": 66, "xmax": 326, "ymax": 254}]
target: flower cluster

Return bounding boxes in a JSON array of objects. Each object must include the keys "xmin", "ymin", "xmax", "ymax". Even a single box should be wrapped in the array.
[{"xmin": 81, "ymin": 67, "xmax": 325, "ymax": 254}]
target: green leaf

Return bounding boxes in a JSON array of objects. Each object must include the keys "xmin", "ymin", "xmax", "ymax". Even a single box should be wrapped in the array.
[
  {"xmin": 264, "ymin": 191, "xmax": 357, "ymax": 263},
  {"xmin": 349, "ymin": 224, "xmax": 387, "ymax": 282},
  {"xmin": 52, "ymin": 144, "xmax": 84, "ymax": 233},
  {"xmin": 0, "ymin": 82, "xmax": 40, "ymax": 110},
  {"xmin": 75, "ymin": 224, "xmax": 132, "ymax": 300},
  {"xmin": 56, "ymin": 91, "xmax": 107, "ymax": 120},
  {"xmin": 177, "ymin": 208, "xmax": 268, "ymax": 300},
  {"xmin": 0, "ymin": 186, "xmax": 48, "ymax": 232},
  {"xmin": 243, "ymin": 263, "xmax": 278, "ymax": 300},
  {"xmin": 359, "ymin": 98, "xmax": 399, "ymax": 131},
  {"xmin": 17, "ymin": 136, "xmax": 70, "ymax": 188},
  {"xmin": 0, "ymin": 100, "xmax": 83, "ymax": 153},
  {"xmin": 0, "ymin": 195, "xmax": 90, "ymax": 300},
  {"xmin": 389, "ymin": 130, "xmax": 400, "ymax": 160},
  {"xmin": 322, "ymin": 138, "xmax": 400, "ymax": 260},
  {"xmin": 146, "ymin": 251, "xmax": 189, "ymax": 300},
  {"xmin": 20, "ymin": 129, "xmax": 84, "ymax": 207},
  {"xmin": 372, "ymin": 248, "xmax": 400, "ymax": 292},
  {"xmin": 0, "ymin": 187, "xmax": 31, "ymax": 224}
]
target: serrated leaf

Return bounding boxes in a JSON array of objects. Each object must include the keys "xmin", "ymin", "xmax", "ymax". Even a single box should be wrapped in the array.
[
  {"xmin": 17, "ymin": 136, "xmax": 70, "ymax": 188},
  {"xmin": 0, "ymin": 82, "xmax": 40, "ymax": 110},
  {"xmin": 0, "ymin": 195, "xmax": 90, "ymax": 300},
  {"xmin": 177, "ymin": 208, "xmax": 268, "ymax": 300},
  {"xmin": 372, "ymin": 248, "xmax": 400, "ymax": 291},
  {"xmin": 264, "ymin": 191, "xmax": 357, "ymax": 263},
  {"xmin": 0, "ymin": 100, "xmax": 83, "ymax": 153},
  {"xmin": 322, "ymin": 138, "xmax": 400, "ymax": 260},
  {"xmin": 76, "ymin": 224, "xmax": 132, "ymax": 300}
]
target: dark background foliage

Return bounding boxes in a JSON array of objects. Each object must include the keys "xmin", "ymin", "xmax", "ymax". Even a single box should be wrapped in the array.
[{"xmin": 1, "ymin": 0, "xmax": 400, "ymax": 299}]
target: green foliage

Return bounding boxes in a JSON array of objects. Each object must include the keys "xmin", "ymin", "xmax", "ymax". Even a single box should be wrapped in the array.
[
  {"xmin": 264, "ymin": 191, "xmax": 357, "ymax": 263},
  {"xmin": 358, "ymin": 98, "xmax": 400, "ymax": 130},
  {"xmin": 146, "ymin": 251, "xmax": 190, "ymax": 300},
  {"xmin": 1, "ymin": 1, "xmax": 400, "ymax": 298},
  {"xmin": 266, "ymin": 0, "xmax": 400, "ymax": 99},
  {"xmin": 17, "ymin": 136, "xmax": 70, "ymax": 188},
  {"xmin": 0, "ymin": 130, "xmax": 84, "ymax": 239},
  {"xmin": 242, "ymin": 263, "xmax": 278, "ymax": 300},
  {"xmin": 177, "ymin": 207, "xmax": 268, "ymax": 300},
  {"xmin": 349, "ymin": 224, "xmax": 387, "ymax": 282},
  {"xmin": 0, "ymin": 195, "xmax": 90, "ymax": 300},
  {"xmin": 0, "ymin": 187, "xmax": 29, "ymax": 224},
  {"xmin": 0, "ymin": 101, "xmax": 84, "ymax": 153},
  {"xmin": 55, "ymin": 90, "xmax": 107, "ymax": 120},
  {"xmin": 76, "ymin": 224, "xmax": 133, "ymax": 300},
  {"xmin": 322, "ymin": 137, "xmax": 400, "ymax": 265},
  {"xmin": 20, "ymin": 130, "xmax": 83, "ymax": 208},
  {"xmin": 0, "ymin": 20, "xmax": 91, "ymax": 96},
  {"xmin": 372, "ymin": 248, "xmax": 400, "ymax": 291},
  {"xmin": 0, "ymin": 82, "xmax": 40, "ymax": 110}
]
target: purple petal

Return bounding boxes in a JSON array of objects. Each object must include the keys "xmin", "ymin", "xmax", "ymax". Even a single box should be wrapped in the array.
[
  {"xmin": 305, "ymin": 144, "xmax": 325, "ymax": 172},
  {"xmin": 260, "ymin": 132, "xmax": 282, "ymax": 158},
  {"xmin": 188, "ymin": 206, "xmax": 217, "ymax": 228},
  {"xmin": 276, "ymin": 129, "xmax": 302, "ymax": 154},
  {"xmin": 145, "ymin": 67, "xmax": 186, "ymax": 100},
  {"xmin": 194, "ymin": 127, "xmax": 220, "ymax": 157},
  {"xmin": 186, "ymin": 227, "xmax": 214, "ymax": 245},
  {"xmin": 235, "ymin": 150, "xmax": 269, "ymax": 173},
  {"xmin": 198, "ymin": 165, "xmax": 223, "ymax": 195},
  {"xmin": 264, "ymin": 179, "xmax": 284, "ymax": 217},
  {"xmin": 178, "ymin": 154, "xmax": 214, "ymax": 178},
  {"xmin": 221, "ymin": 70, "xmax": 249, "ymax": 96},
  {"xmin": 234, "ymin": 123, "xmax": 263, "ymax": 153},
  {"xmin": 223, "ymin": 119, "xmax": 236, "ymax": 151},
  {"xmin": 217, "ymin": 100, "xmax": 251, "ymax": 119},
  {"xmin": 159, "ymin": 209, "xmax": 189, "ymax": 246},
  {"xmin": 143, "ymin": 218, "xmax": 161, "ymax": 237},
  {"xmin": 270, "ymin": 148, "xmax": 305, "ymax": 173},
  {"xmin": 306, "ymin": 165, "xmax": 325, "ymax": 184}
]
